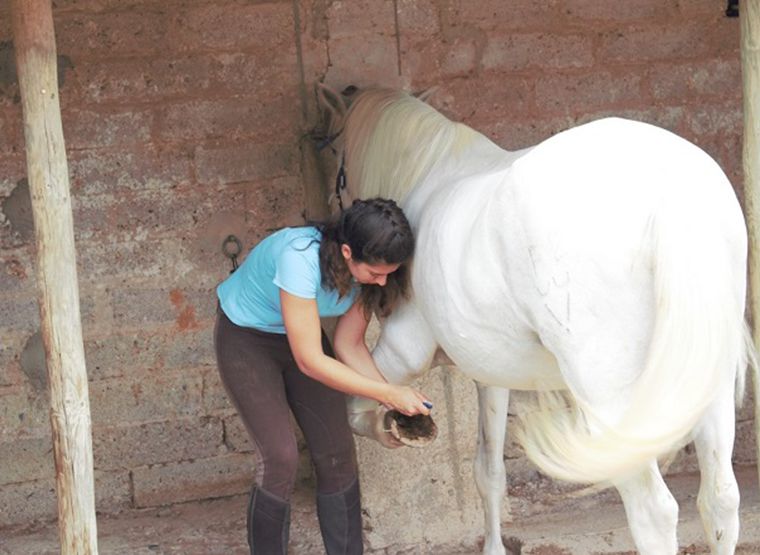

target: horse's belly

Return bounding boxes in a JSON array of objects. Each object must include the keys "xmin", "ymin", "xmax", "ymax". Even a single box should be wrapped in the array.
[{"xmin": 436, "ymin": 326, "xmax": 565, "ymax": 391}]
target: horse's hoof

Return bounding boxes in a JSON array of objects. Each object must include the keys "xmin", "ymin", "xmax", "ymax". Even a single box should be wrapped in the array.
[{"xmin": 383, "ymin": 411, "xmax": 438, "ymax": 447}]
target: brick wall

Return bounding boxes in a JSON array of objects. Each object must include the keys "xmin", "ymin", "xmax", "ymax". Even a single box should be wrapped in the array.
[{"xmin": 0, "ymin": 0, "xmax": 749, "ymax": 529}]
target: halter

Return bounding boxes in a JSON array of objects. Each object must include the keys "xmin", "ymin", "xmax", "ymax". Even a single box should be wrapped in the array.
[
  {"xmin": 315, "ymin": 128, "xmax": 348, "ymax": 211},
  {"xmin": 334, "ymin": 154, "xmax": 348, "ymax": 211}
]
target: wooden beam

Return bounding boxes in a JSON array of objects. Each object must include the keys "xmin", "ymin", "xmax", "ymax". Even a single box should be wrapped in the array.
[
  {"xmin": 742, "ymin": 0, "xmax": 760, "ymax": 488},
  {"xmin": 9, "ymin": 1, "xmax": 98, "ymax": 553}
]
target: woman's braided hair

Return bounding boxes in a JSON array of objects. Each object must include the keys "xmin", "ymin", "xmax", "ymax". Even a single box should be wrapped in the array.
[{"xmin": 317, "ymin": 198, "xmax": 414, "ymax": 317}]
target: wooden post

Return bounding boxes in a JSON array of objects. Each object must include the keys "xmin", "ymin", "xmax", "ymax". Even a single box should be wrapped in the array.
[
  {"xmin": 742, "ymin": 0, "xmax": 760, "ymax": 488},
  {"xmin": 10, "ymin": 1, "xmax": 98, "ymax": 553}
]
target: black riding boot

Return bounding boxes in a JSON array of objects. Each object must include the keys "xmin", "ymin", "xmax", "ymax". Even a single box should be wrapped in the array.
[
  {"xmin": 247, "ymin": 485, "xmax": 291, "ymax": 554},
  {"xmin": 316, "ymin": 478, "xmax": 363, "ymax": 555}
]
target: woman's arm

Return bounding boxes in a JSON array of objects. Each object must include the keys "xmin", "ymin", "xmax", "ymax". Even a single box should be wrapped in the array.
[
  {"xmin": 280, "ymin": 289, "xmax": 430, "ymax": 416},
  {"xmin": 333, "ymin": 301, "xmax": 388, "ymax": 383}
]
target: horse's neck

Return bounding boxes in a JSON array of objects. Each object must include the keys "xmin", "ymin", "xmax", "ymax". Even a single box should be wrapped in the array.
[{"xmin": 401, "ymin": 135, "xmax": 528, "ymax": 225}]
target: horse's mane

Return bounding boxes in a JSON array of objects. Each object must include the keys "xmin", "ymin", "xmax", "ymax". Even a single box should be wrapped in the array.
[{"xmin": 340, "ymin": 88, "xmax": 481, "ymax": 203}]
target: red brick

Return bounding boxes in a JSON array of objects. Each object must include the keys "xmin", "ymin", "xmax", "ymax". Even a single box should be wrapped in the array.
[
  {"xmin": 663, "ymin": 445, "xmax": 700, "ymax": 476},
  {"xmin": 0, "ymin": 155, "xmax": 26, "ymax": 197},
  {"xmin": 685, "ymin": 102, "xmax": 742, "ymax": 136},
  {"xmin": 482, "ymin": 32, "xmax": 593, "ymax": 72},
  {"xmin": 132, "ymin": 452, "xmax": 255, "ymax": 508},
  {"xmin": 535, "ymin": 72, "xmax": 644, "ymax": 116},
  {"xmin": 435, "ymin": 75, "xmax": 532, "ymax": 128},
  {"xmin": 168, "ymin": 2, "xmax": 295, "ymax": 54},
  {"xmin": 690, "ymin": 58, "xmax": 742, "ymax": 98},
  {"xmin": 0, "ymin": 106, "xmax": 23, "ymax": 155},
  {"xmin": 0, "ymin": 331, "xmax": 25, "ymax": 387},
  {"xmin": 325, "ymin": 34, "xmax": 402, "ymax": 90},
  {"xmin": 0, "ymin": 469, "xmax": 130, "ymax": 528},
  {"xmin": 327, "ymin": 0, "xmax": 396, "ymax": 39},
  {"xmin": 0, "ymin": 248, "xmax": 34, "ymax": 293},
  {"xmin": 52, "ymin": 0, "xmax": 159, "ymax": 11},
  {"xmin": 84, "ymin": 327, "xmax": 215, "ymax": 381},
  {"xmin": 63, "ymin": 51, "xmax": 301, "ymax": 107},
  {"xmin": 196, "ymin": 142, "xmax": 299, "ymax": 185},
  {"xmin": 223, "ymin": 415, "xmax": 252, "ymax": 453},
  {"xmin": 0, "ymin": 477, "xmax": 56, "ymax": 527},
  {"xmin": 54, "ymin": 9, "xmax": 172, "ymax": 59},
  {"xmin": 649, "ymin": 58, "xmax": 742, "ymax": 103},
  {"xmin": 401, "ymin": 34, "xmax": 484, "ymax": 81},
  {"xmin": 0, "ymin": 296, "xmax": 39, "ymax": 333},
  {"xmin": 678, "ymin": 0, "xmax": 732, "ymax": 18},
  {"xmin": 597, "ymin": 21, "xmax": 739, "ymax": 64},
  {"xmin": 158, "ymin": 94, "xmax": 301, "ymax": 143},
  {"xmin": 648, "ymin": 63, "xmax": 698, "ymax": 102},
  {"xmin": 397, "ymin": 0, "xmax": 441, "ymax": 37},
  {"xmin": 737, "ymin": 388, "xmax": 754, "ymax": 421},
  {"xmin": 71, "ymin": 185, "xmax": 246, "ymax": 242},
  {"xmin": 0, "ymin": 435, "xmax": 53, "ymax": 485},
  {"xmin": 74, "ymin": 234, "xmax": 240, "ymax": 291},
  {"xmin": 93, "ymin": 417, "xmax": 224, "ymax": 470},
  {"xmin": 512, "ymin": 106, "xmax": 686, "ymax": 140},
  {"xmin": 455, "ymin": 0, "xmax": 561, "ymax": 31},
  {"xmin": 202, "ymin": 368, "xmax": 234, "ymax": 415},
  {"xmin": 0, "ymin": 4, "xmax": 10, "ymax": 38},
  {"xmin": 62, "ymin": 107, "xmax": 153, "ymax": 149},
  {"xmin": 442, "ymin": 36, "xmax": 481, "ymax": 78},
  {"xmin": 560, "ymin": 0, "xmax": 679, "ymax": 24},
  {"xmin": 68, "ymin": 145, "xmax": 193, "ymax": 195},
  {"xmin": 245, "ymin": 176, "xmax": 307, "ymax": 241},
  {"xmin": 597, "ymin": 106, "xmax": 686, "ymax": 135},
  {"xmin": 711, "ymin": 127, "xmax": 743, "ymax": 189},
  {"xmin": 734, "ymin": 419, "xmax": 756, "ymax": 465},
  {"xmin": 88, "ymin": 371, "xmax": 204, "ymax": 426},
  {"xmin": 480, "ymin": 116, "xmax": 576, "ymax": 152},
  {"xmin": 0, "ymin": 385, "xmax": 51, "ymax": 438},
  {"xmin": 400, "ymin": 39, "xmax": 448, "ymax": 83},
  {"xmin": 110, "ymin": 286, "xmax": 216, "ymax": 329}
]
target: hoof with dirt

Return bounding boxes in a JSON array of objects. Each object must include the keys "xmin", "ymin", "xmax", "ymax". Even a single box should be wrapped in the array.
[{"xmin": 383, "ymin": 410, "xmax": 438, "ymax": 447}]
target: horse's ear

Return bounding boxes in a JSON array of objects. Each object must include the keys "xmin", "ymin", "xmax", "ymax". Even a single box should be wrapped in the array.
[
  {"xmin": 415, "ymin": 86, "xmax": 438, "ymax": 104},
  {"xmin": 316, "ymin": 82, "xmax": 348, "ymax": 124}
]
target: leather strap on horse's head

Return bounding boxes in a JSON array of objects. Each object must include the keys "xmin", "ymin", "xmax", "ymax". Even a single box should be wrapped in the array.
[
  {"xmin": 335, "ymin": 153, "xmax": 347, "ymax": 211},
  {"xmin": 314, "ymin": 127, "xmax": 348, "ymax": 212}
]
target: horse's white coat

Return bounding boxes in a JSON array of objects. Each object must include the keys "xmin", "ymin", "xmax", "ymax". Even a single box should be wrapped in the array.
[{"xmin": 319, "ymin": 86, "xmax": 753, "ymax": 555}]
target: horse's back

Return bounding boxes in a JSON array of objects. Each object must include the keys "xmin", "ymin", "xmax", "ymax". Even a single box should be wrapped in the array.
[{"xmin": 507, "ymin": 117, "xmax": 745, "ymax": 272}]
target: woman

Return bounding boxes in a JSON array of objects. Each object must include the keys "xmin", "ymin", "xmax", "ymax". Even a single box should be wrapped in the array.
[{"xmin": 214, "ymin": 198, "xmax": 431, "ymax": 554}]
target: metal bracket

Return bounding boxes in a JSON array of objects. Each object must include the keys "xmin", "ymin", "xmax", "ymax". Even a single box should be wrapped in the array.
[{"xmin": 222, "ymin": 234, "xmax": 242, "ymax": 273}]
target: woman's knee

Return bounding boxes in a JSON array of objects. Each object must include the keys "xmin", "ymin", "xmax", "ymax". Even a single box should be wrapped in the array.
[
  {"xmin": 260, "ymin": 440, "xmax": 300, "ymax": 498},
  {"xmin": 311, "ymin": 445, "xmax": 358, "ymax": 493}
]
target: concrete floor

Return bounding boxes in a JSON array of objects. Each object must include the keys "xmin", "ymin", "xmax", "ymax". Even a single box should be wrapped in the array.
[{"xmin": 2, "ymin": 466, "xmax": 759, "ymax": 554}]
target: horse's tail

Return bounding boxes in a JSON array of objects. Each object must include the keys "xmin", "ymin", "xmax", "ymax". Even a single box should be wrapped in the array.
[{"xmin": 515, "ymin": 174, "xmax": 751, "ymax": 485}]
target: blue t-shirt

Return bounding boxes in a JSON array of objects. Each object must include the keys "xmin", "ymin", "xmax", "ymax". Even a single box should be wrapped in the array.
[{"xmin": 217, "ymin": 227, "xmax": 359, "ymax": 334}]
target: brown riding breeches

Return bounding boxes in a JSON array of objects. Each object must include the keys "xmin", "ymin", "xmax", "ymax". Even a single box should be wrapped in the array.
[{"xmin": 214, "ymin": 307, "xmax": 359, "ymax": 500}]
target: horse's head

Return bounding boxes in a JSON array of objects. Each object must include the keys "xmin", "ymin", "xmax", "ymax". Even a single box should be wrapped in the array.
[
  {"xmin": 314, "ymin": 83, "xmax": 360, "ymax": 212},
  {"xmin": 313, "ymin": 83, "xmax": 440, "ymax": 212}
]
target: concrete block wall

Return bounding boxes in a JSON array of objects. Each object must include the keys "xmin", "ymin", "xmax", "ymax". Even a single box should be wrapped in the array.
[{"xmin": 0, "ymin": 0, "xmax": 749, "ymax": 543}]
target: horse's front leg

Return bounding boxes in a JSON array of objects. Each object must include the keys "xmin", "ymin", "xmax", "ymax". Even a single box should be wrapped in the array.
[
  {"xmin": 347, "ymin": 299, "xmax": 438, "ymax": 446},
  {"xmin": 474, "ymin": 383, "xmax": 510, "ymax": 555}
]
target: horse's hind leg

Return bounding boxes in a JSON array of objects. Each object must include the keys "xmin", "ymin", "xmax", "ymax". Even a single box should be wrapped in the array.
[
  {"xmin": 616, "ymin": 461, "xmax": 679, "ymax": 555},
  {"xmin": 693, "ymin": 385, "xmax": 740, "ymax": 554},
  {"xmin": 474, "ymin": 383, "xmax": 509, "ymax": 555}
]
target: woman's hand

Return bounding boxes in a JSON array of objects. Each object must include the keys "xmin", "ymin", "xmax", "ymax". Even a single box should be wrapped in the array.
[{"xmin": 381, "ymin": 384, "xmax": 431, "ymax": 416}]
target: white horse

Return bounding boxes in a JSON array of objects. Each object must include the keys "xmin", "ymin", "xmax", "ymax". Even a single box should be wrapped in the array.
[{"xmin": 315, "ymin": 85, "xmax": 755, "ymax": 555}]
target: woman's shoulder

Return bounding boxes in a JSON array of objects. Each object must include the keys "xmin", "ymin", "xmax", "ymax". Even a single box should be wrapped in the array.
[
  {"xmin": 279, "ymin": 226, "xmax": 321, "ymax": 249},
  {"xmin": 262, "ymin": 226, "xmax": 321, "ymax": 265}
]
